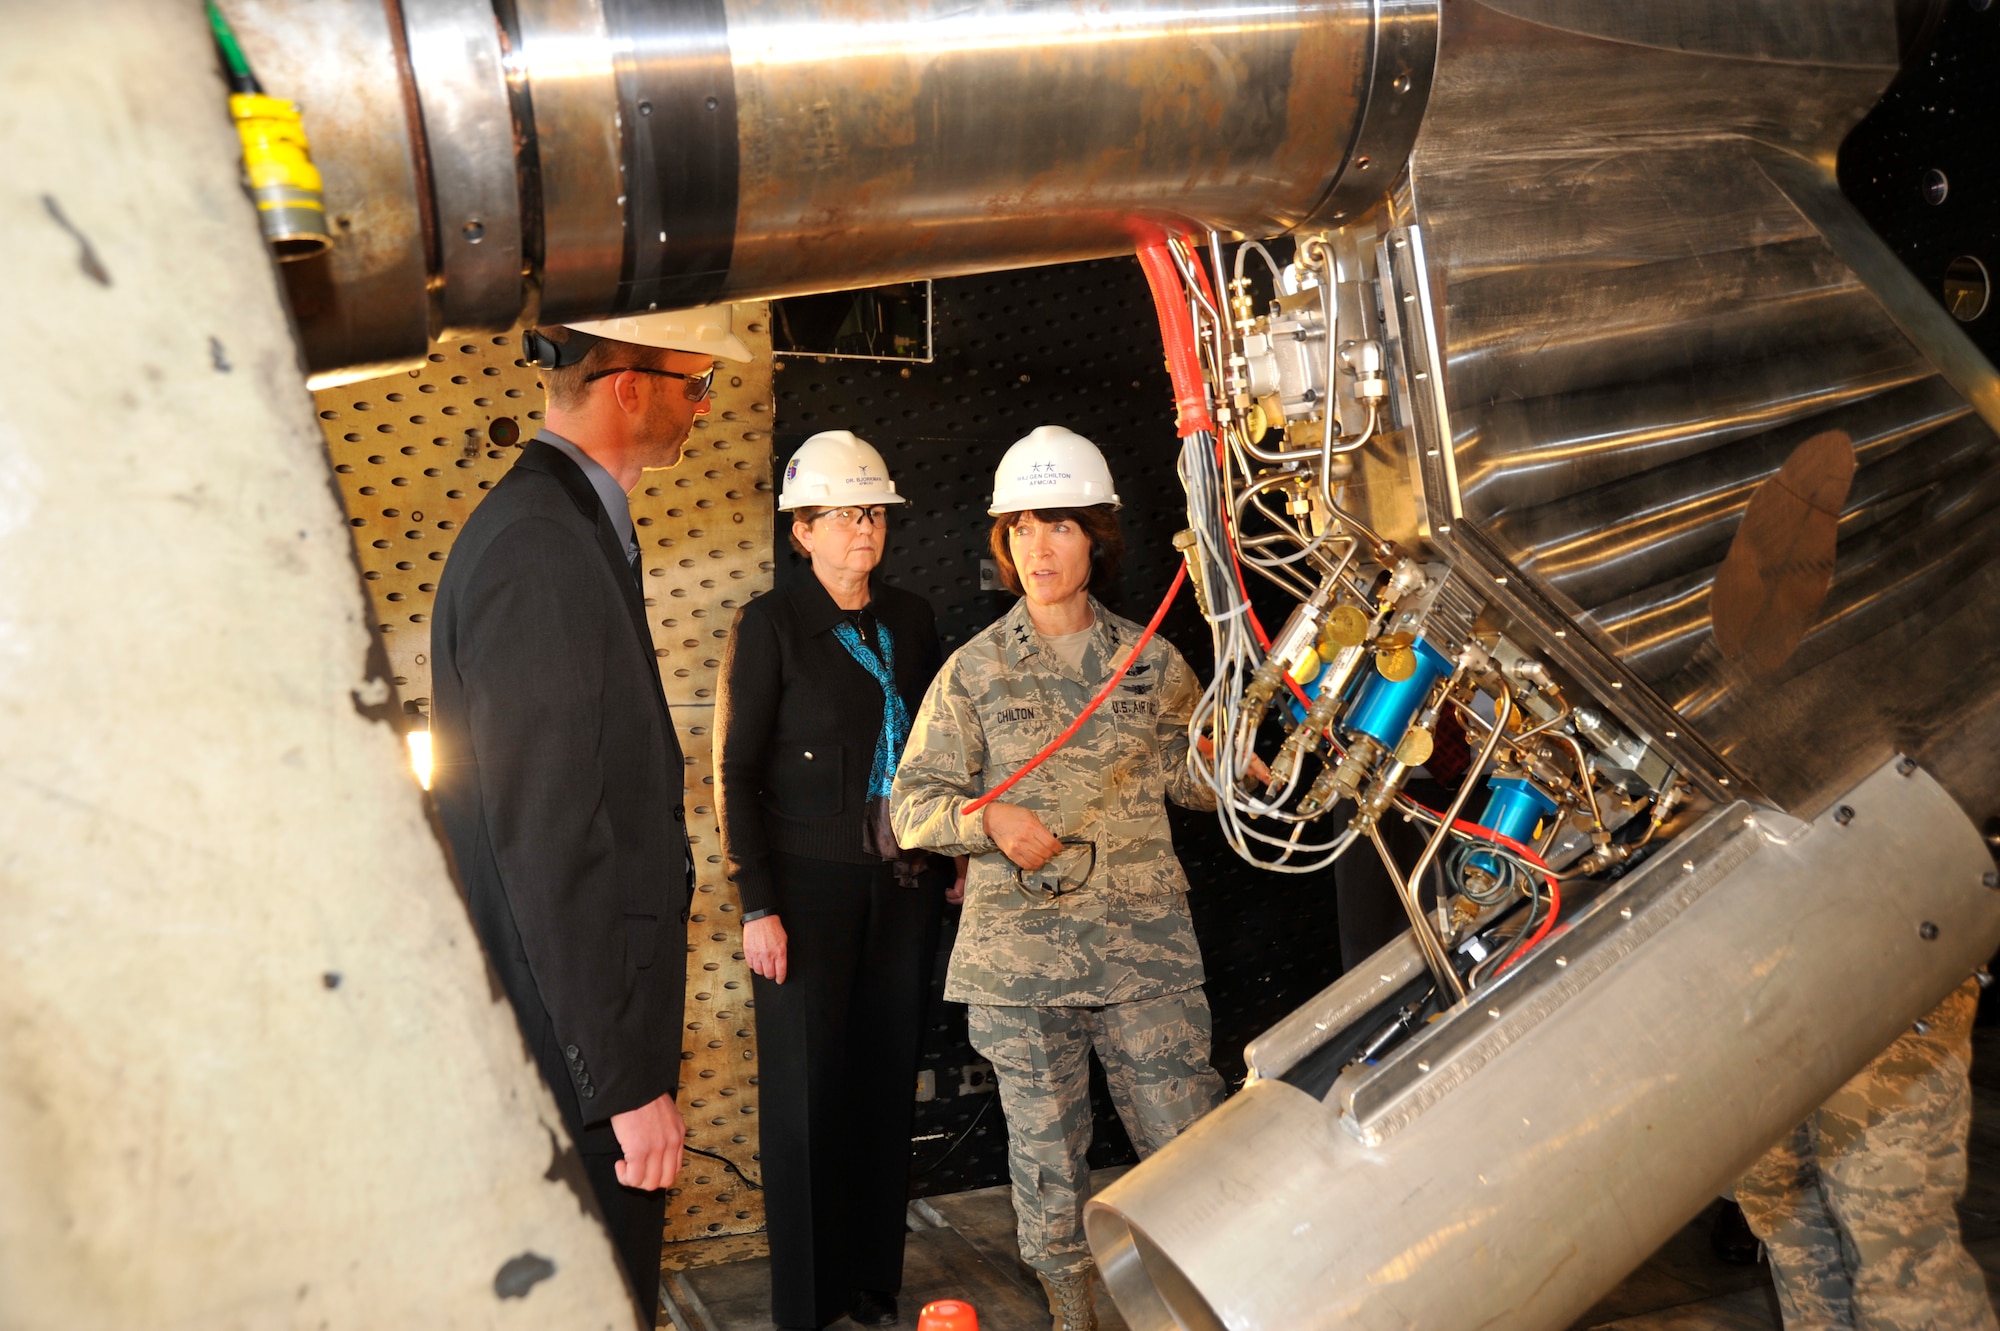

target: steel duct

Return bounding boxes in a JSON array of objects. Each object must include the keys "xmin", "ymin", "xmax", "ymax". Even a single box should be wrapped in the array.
[
  {"xmin": 238, "ymin": 0, "xmax": 1436, "ymax": 378},
  {"xmin": 1085, "ymin": 758, "xmax": 2000, "ymax": 1331}
]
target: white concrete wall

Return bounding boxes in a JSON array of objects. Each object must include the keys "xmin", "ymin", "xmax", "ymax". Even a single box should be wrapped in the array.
[{"xmin": 0, "ymin": 6, "xmax": 638, "ymax": 1325}]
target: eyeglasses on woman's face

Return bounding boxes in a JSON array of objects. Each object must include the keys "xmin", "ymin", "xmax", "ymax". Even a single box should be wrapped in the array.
[{"xmin": 811, "ymin": 505, "xmax": 890, "ymax": 529}]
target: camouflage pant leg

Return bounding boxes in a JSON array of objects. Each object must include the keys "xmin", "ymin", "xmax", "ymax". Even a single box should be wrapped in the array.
[
  {"xmin": 1085, "ymin": 988, "xmax": 1226, "ymax": 1159},
  {"xmin": 1739, "ymin": 1119, "xmax": 1858, "ymax": 1331},
  {"xmin": 1817, "ymin": 979, "xmax": 1995, "ymax": 1331},
  {"xmin": 966, "ymin": 1003, "xmax": 1100, "ymax": 1277},
  {"xmin": 1739, "ymin": 979, "xmax": 1995, "ymax": 1331}
]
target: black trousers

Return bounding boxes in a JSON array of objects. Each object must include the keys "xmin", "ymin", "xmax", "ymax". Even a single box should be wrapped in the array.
[
  {"xmin": 523, "ymin": 1008, "xmax": 672, "ymax": 1322},
  {"xmin": 521, "ymin": 1007, "xmax": 672, "ymax": 1322},
  {"xmin": 752, "ymin": 854, "xmax": 943, "ymax": 1329},
  {"xmin": 581, "ymin": 1145, "xmax": 671, "ymax": 1319}
]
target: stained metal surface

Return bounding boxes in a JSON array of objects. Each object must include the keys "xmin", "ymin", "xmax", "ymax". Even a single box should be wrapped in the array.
[
  {"xmin": 510, "ymin": 0, "xmax": 628, "ymax": 320},
  {"xmin": 237, "ymin": 0, "xmax": 1434, "ymax": 372},
  {"xmin": 404, "ymin": 0, "xmax": 524, "ymax": 333},
  {"xmin": 701, "ymin": 0, "xmax": 1398, "ymax": 300},
  {"xmin": 1086, "ymin": 756, "xmax": 2000, "ymax": 1331},
  {"xmin": 231, "ymin": 0, "xmax": 434, "ymax": 384},
  {"xmin": 312, "ymin": 310, "xmax": 779, "ymax": 1248},
  {"xmin": 1401, "ymin": 0, "xmax": 2000, "ymax": 820}
]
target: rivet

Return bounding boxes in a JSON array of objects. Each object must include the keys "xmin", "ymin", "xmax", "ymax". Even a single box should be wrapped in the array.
[
  {"xmin": 1682, "ymin": 860, "xmax": 1696, "ymax": 873},
  {"xmin": 1920, "ymin": 921, "xmax": 1940, "ymax": 941},
  {"xmin": 1554, "ymin": 957, "xmax": 1567, "ymax": 968},
  {"xmin": 1416, "ymin": 1060, "xmax": 1430, "ymax": 1072},
  {"xmin": 1487, "ymin": 1007, "xmax": 1501, "ymax": 1019},
  {"xmin": 1620, "ymin": 906, "xmax": 1632, "ymax": 919},
  {"xmin": 1834, "ymin": 805, "xmax": 1856, "ymax": 826}
]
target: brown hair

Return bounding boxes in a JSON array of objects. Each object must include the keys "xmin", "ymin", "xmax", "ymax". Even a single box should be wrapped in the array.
[
  {"xmin": 786, "ymin": 507, "xmax": 824, "ymax": 558},
  {"xmin": 535, "ymin": 326, "xmax": 667, "ymax": 411},
  {"xmin": 988, "ymin": 506, "xmax": 1125, "ymax": 597}
]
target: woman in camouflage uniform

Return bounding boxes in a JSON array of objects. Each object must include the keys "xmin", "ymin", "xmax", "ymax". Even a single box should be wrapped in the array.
[{"xmin": 891, "ymin": 426, "xmax": 1227, "ymax": 1331}]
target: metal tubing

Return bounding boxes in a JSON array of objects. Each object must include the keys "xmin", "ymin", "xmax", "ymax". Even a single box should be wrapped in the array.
[
  {"xmin": 1365, "ymin": 823, "xmax": 1463, "ymax": 1003},
  {"xmin": 1409, "ymin": 678, "xmax": 1510, "ymax": 940}
]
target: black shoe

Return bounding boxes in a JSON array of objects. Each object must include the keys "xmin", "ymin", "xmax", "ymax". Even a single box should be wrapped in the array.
[
  {"xmin": 851, "ymin": 1290, "xmax": 899, "ymax": 1327},
  {"xmin": 1709, "ymin": 1200, "xmax": 1763, "ymax": 1266}
]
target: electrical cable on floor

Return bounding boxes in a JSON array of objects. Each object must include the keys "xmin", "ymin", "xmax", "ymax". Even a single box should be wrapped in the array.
[
  {"xmin": 913, "ymin": 1095, "xmax": 997, "ymax": 1178},
  {"xmin": 684, "ymin": 1143, "xmax": 763, "ymax": 1191}
]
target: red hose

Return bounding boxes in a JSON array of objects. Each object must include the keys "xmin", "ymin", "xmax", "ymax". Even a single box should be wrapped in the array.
[
  {"xmin": 1136, "ymin": 243, "xmax": 1215, "ymax": 437},
  {"xmin": 1176, "ymin": 231, "xmax": 1221, "ymax": 310},
  {"xmin": 961, "ymin": 565, "xmax": 1187, "ymax": 816}
]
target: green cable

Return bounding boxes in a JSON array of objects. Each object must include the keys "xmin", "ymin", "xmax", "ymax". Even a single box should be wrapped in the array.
[{"xmin": 206, "ymin": 1, "xmax": 263, "ymax": 96}]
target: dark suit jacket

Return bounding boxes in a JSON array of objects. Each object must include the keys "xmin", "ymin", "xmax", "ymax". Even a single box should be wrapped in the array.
[
  {"xmin": 430, "ymin": 438, "xmax": 688, "ymax": 1148},
  {"xmin": 715, "ymin": 567, "xmax": 943, "ymax": 916}
]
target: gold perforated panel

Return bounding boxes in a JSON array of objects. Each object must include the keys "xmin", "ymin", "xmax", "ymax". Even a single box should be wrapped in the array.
[{"xmin": 313, "ymin": 312, "xmax": 775, "ymax": 1250}]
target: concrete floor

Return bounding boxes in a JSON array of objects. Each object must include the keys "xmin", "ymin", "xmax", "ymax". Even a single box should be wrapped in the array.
[{"xmin": 662, "ymin": 1026, "xmax": 2000, "ymax": 1331}]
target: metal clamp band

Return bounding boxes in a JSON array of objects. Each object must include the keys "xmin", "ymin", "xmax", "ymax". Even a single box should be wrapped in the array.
[
  {"xmin": 1302, "ymin": 0, "xmax": 1439, "ymax": 228},
  {"xmin": 603, "ymin": 0, "xmax": 739, "ymax": 313},
  {"xmin": 512, "ymin": 0, "xmax": 626, "ymax": 321},
  {"xmin": 404, "ymin": 0, "xmax": 526, "ymax": 333}
]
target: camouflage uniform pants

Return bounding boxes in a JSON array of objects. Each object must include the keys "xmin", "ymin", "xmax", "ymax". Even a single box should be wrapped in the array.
[
  {"xmin": 966, "ymin": 990, "xmax": 1226, "ymax": 1276},
  {"xmin": 1736, "ymin": 978, "xmax": 1996, "ymax": 1331}
]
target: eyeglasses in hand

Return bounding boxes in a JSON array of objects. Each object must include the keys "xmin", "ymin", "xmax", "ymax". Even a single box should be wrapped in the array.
[
  {"xmin": 583, "ymin": 362, "xmax": 718, "ymax": 401},
  {"xmin": 1014, "ymin": 838, "xmax": 1097, "ymax": 898}
]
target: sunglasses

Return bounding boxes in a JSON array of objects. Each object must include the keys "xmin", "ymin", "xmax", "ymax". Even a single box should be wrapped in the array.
[{"xmin": 582, "ymin": 363, "xmax": 717, "ymax": 401}]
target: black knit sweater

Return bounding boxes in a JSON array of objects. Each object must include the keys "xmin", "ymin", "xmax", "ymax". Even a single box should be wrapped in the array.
[{"xmin": 714, "ymin": 567, "xmax": 944, "ymax": 916}]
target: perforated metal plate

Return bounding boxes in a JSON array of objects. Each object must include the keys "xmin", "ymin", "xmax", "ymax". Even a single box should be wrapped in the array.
[{"xmin": 313, "ymin": 311, "xmax": 775, "ymax": 1248}]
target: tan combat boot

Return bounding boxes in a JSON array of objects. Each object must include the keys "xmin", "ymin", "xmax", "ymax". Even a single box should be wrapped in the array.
[{"xmin": 1037, "ymin": 1266, "xmax": 1099, "ymax": 1331}]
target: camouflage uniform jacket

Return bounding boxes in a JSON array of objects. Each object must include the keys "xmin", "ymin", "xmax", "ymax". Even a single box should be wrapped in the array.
[{"xmin": 890, "ymin": 595, "xmax": 1217, "ymax": 1007}]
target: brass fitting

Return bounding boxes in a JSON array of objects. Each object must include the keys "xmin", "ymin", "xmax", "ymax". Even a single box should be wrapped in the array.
[{"xmin": 1299, "ymin": 736, "xmax": 1380, "ymax": 817}]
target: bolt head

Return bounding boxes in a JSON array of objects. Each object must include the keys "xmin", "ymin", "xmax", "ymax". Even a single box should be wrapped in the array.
[
  {"xmin": 1984, "ymin": 870, "xmax": 1998, "ymax": 889},
  {"xmin": 1834, "ymin": 805, "xmax": 1856, "ymax": 826},
  {"xmin": 1920, "ymin": 921, "xmax": 1940, "ymax": 941}
]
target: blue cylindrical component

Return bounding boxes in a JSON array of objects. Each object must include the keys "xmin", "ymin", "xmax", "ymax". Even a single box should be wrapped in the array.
[
  {"xmin": 1468, "ymin": 775, "xmax": 1560, "ymax": 876},
  {"xmin": 1344, "ymin": 637, "xmax": 1453, "ymax": 748}
]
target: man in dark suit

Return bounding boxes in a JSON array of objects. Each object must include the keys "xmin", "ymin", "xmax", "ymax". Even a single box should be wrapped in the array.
[{"xmin": 430, "ymin": 307, "xmax": 751, "ymax": 1319}]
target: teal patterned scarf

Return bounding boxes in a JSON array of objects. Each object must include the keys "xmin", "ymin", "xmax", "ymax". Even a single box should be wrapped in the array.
[{"xmin": 830, "ymin": 619, "xmax": 909, "ymax": 799}]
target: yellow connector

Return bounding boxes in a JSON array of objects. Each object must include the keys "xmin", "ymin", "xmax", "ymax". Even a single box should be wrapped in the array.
[{"xmin": 229, "ymin": 92, "xmax": 331, "ymax": 260}]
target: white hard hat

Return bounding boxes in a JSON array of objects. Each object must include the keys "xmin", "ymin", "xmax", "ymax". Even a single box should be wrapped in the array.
[
  {"xmin": 778, "ymin": 431, "xmax": 908, "ymax": 511},
  {"xmin": 988, "ymin": 425, "xmax": 1122, "ymax": 515},
  {"xmin": 564, "ymin": 304, "xmax": 752, "ymax": 362}
]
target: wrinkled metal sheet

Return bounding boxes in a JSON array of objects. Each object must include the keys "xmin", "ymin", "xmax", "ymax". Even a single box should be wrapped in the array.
[{"xmin": 1410, "ymin": 0, "xmax": 2000, "ymax": 820}]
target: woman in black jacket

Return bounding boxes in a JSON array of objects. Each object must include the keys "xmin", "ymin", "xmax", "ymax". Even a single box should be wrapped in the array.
[{"xmin": 715, "ymin": 431, "xmax": 960, "ymax": 1331}]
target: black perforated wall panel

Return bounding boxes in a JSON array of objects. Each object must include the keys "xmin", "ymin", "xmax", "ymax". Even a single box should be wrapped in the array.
[{"xmin": 774, "ymin": 256, "xmax": 1343, "ymax": 1197}]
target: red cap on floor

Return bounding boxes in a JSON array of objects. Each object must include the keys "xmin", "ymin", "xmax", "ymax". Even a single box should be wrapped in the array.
[{"xmin": 918, "ymin": 1299, "xmax": 978, "ymax": 1331}]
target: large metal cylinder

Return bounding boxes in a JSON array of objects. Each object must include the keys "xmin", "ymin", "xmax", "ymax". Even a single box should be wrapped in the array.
[
  {"xmin": 235, "ymin": 0, "xmax": 1435, "ymax": 378},
  {"xmin": 1084, "ymin": 757, "xmax": 2000, "ymax": 1331}
]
